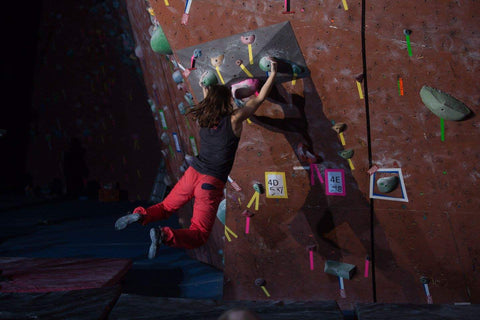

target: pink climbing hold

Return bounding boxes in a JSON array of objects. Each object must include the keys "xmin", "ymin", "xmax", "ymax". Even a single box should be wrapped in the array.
[{"xmin": 230, "ymin": 78, "xmax": 260, "ymax": 99}]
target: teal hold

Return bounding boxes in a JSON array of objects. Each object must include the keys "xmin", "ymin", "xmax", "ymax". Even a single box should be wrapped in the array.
[
  {"xmin": 259, "ymin": 56, "xmax": 271, "ymax": 72},
  {"xmin": 200, "ymin": 70, "xmax": 218, "ymax": 87},
  {"xmin": 420, "ymin": 85, "xmax": 471, "ymax": 121},
  {"xmin": 216, "ymin": 199, "xmax": 226, "ymax": 225},
  {"xmin": 150, "ymin": 25, "xmax": 172, "ymax": 55},
  {"xmin": 338, "ymin": 149, "xmax": 354, "ymax": 159},
  {"xmin": 377, "ymin": 176, "xmax": 399, "ymax": 193}
]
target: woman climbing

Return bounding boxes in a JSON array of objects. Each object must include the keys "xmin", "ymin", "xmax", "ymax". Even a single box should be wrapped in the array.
[{"xmin": 115, "ymin": 59, "xmax": 277, "ymax": 258}]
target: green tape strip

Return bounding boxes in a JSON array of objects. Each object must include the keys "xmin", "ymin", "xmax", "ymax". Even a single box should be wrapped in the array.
[
  {"xmin": 398, "ymin": 79, "xmax": 401, "ymax": 96},
  {"xmin": 440, "ymin": 118, "xmax": 445, "ymax": 141},
  {"xmin": 189, "ymin": 136, "xmax": 198, "ymax": 156},
  {"xmin": 169, "ymin": 145, "xmax": 174, "ymax": 157},
  {"xmin": 406, "ymin": 34, "xmax": 413, "ymax": 57}
]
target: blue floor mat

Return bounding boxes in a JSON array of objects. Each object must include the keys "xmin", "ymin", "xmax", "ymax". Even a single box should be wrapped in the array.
[{"xmin": 0, "ymin": 198, "xmax": 223, "ymax": 299}]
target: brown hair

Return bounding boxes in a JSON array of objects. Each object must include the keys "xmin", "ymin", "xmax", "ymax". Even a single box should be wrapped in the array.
[{"xmin": 187, "ymin": 85, "xmax": 234, "ymax": 128}]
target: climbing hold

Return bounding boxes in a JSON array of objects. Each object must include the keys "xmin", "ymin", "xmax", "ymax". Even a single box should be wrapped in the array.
[
  {"xmin": 216, "ymin": 199, "xmax": 226, "ymax": 225},
  {"xmin": 255, "ymin": 278, "xmax": 266, "ymax": 287},
  {"xmin": 147, "ymin": 99, "xmax": 156, "ymax": 112},
  {"xmin": 260, "ymin": 56, "xmax": 302, "ymax": 74},
  {"xmin": 210, "ymin": 54, "xmax": 224, "ymax": 67},
  {"xmin": 253, "ymin": 183, "xmax": 265, "ymax": 194},
  {"xmin": 420, "ymin": 276, "xmax": 430, "ymax": 285},
  {"xmin": 240, "ymin": 35, "xmax": 255, "ymax": 45},
  {"xmin": 376, "ymin": 176, "xmax": 399, "ymax": 193},
  {"xmin": 150, "ymin": 25, "xmax": 172, "ymax": 55},
  {"xmin": 177, "ymin": 102, "xmax": 186, "ymax": 115},
  {"xmin": 292, "ymin": 64, "xmax": 302, "ymax": 75},
  {"xmin": 200, "ymin": 70, "xmax": 218, "ymax": 87},
  {"xmin": 184, "ymin": 92, "xmax": 194, "ymax": 106},
  {"xmin": 332, "ymin": 122, "xmax": 347, "ymax": 133},
  {"xmin": 134, "ymin": 45, "xmax": 143, "ymax": 59},
  {"xmin": 420, "ymin": 85, "xmax": 471, "ymax": 121},
  {"xmin": 403, "ymin": 29, "xmax": 412, "ymax": 36},
  {"xmin": 259, "ymin": 56, "xmax": 272, "ymax": 72},
  {"xmin": 193, "ymin": 48, "xmax": 202, "ymax": 58},
  {"xmin": 230, "ymin": 78, "xmax": 260, "ymax": 99},
  {"xmin": 160, "ymin": 132, "xmax": 170, "ymax": 145},
  {"xmin": 338, "ymin": 149, "xmax": 354, "ymax": 159},
  {"xmin": 324, "ymin": 260, "xmax": 356, "ymax": 280},
  {"xmin": 355, "ymin": 74, "xmax": 364, "ymax": 83},
  {"xmin": 242, "ymin": 209, "xmax": 254, "ymax": 217},
  {"xmin": 172, "ymin": 70, "xmax": 183, "ymax": 84}
]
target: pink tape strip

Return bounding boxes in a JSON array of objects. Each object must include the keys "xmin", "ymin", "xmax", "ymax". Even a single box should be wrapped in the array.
[
  {"xmin": 245, "ymin": 217, "xmax": 250, "ymax": 234},
  {"xmin": 309, "ymin": 250, "xmax": 314, "ymax": 270},
  {"xmin": 190, "ymin": 56, "xmax": 195, "ymax": 68},
  {"xmin": 314, "ymin": 164, "xmax": 324, "ymax": 184}
]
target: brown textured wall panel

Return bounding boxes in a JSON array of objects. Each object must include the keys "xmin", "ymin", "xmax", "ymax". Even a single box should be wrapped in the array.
[
  {"xmin": 126, "ymin": 0, "xmax": 479, "ymax": 308},
  {"xmin": 365, "ymin": 0, "xmax": 479, "ymax": 304}
]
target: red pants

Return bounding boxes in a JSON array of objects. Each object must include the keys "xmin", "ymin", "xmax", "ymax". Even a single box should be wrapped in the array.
[{"xmin": 134, "ymin": 167, "xmax": 225, "ymax": 249}]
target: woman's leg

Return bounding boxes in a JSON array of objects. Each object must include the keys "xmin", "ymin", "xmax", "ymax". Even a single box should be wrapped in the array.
[
  {"xmin": 161, "ymin": 173, "xmax": 225, "ymax": 249},
  {"xmin": 138, "ymin": 167, "xmax": 198, "ymax": 225}
]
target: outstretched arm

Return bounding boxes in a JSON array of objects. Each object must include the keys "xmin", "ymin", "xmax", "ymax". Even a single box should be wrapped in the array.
[{"xmin": 232, "ymin": 59, "xmax": 278, "ymax": 124}]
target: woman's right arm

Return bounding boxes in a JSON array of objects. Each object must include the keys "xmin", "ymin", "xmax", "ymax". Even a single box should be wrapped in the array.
[{"xmin": 232, "ymin": 59, "xmax": 278, "ymax": 123}]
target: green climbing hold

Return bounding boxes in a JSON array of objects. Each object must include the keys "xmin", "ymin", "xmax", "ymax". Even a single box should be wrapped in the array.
[
  {"xmin": 377, "ymin": 176, "xmax": 399, "ymax": 193},
  {"xmin": 338, "ymin": 149, "xmax": 354, "ymax": 159},
  {"xmin": 259, "ymin": 56, "xmax": 271, "ymax": 72},
  {"xmin": 200, "ymin": 70, "xmax": 218, "ymax": 87},
  {"xmin": 253, "ymin": 183, "xmax": 265, "ymax": 194},
  {"xmin": 150, "ymin": 25, "xmax": 172, "ymax": 55},
  {"xmin": 292, "ymin": 64, "xmax": 302, "ymax": 74},
  {"xmin": 420, "ymin": 85, "xmax": 471, "ymax": 121}
]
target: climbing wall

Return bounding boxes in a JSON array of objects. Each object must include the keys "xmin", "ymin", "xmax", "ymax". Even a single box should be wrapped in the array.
[
  {"xmin": 126, "ymin": 0, "xmax": 479, "ymax": 309},
  {"xmin": 365, "ymin": 1, "xmax": 480, "ymax": 305}
]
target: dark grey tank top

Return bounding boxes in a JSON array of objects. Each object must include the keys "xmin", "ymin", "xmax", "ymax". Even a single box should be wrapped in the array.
[{"xmin": 191, "ymin": 116, "xmax": 240, "ymax": 182}]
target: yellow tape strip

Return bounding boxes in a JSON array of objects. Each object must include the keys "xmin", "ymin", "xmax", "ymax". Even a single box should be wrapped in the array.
[
  {"xmin": 240, "ymin": 64, "xmax": 253, "ymax": 77},
  {"xmin": 247, "ymin": 192, "xmax": 258, "ymax": 209},
  {"xmin": 347, "ymin": 158, "xmax": 355, "ymax": 170},
  {"xmin": 225, "ymin": 225, "xmax": 238, "ymax": 238},
  {"xmin": 164, "ymin": 0, "xmax": 169, "ymax": 6},
  {"xmin": 339, "ymin": 132, "xmax": 346, "ymax": 146},
  {"xmin": 261, "ymin": 286, "xmax": 271, "ymax": 297},
  {"xmin": 292, "ymin": 73, "xmax": 297, "ymax": 86},
  {"xmin": 356, "ymin": 81, "xmax": 364, "ymax": 99},
  {"xmin": 247, "ymin": 118, "xmax": 252, "ymax": 124},
  {"xmin": 342, "ymin": 0, "xmax": 349, "ymax": 10},
  {"xmin": 225, "ymin": 229, "xmax": 231, "ymax": 242},
  {"xmin": 248, "ymin": 44, "xmax": 254, "ymax": 65},
  {"xmin": 216, "ymin": 66, "xmax": 225, "ymax": 84}
]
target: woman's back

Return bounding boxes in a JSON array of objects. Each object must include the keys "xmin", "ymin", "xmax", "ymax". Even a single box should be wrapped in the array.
[{"xmin": 191, "ymin": 116, "xmax": 240, "ymax": 183}]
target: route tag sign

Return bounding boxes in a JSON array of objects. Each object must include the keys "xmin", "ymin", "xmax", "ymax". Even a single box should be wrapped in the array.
[
  {"xmin": 325, "ymin": 169, "xmax": 346, "ymax": 196},
  {"xmin": 265, "ymin": 172, "xmax": 288, "ymax": 199}
]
